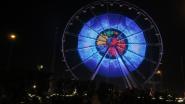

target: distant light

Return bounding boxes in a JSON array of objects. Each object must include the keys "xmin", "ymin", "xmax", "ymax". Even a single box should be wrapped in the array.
[
  {"xmin": 84, "ymin": 93, "xmax": 87, "ymax": 96},
  {"xmin": 73, "ymin": 88, "xmax": 77, "ymax": 95},
  {"xmin": 9, "ymin": 34, "xmax": 17, "ymax": 40},
  {"xmin": 28, "ymin": 93, "xmax": 36, "ymax": 98},
  {"xmin": 177, "ymin": 99, "xmax": 184, "ymax": 103},
  {"xmin": 33, "ymin": 85, "xmax": 37, "ymax": 89},
  {"xmin": 166, "ymin": 99, "xmax": 173, "ymax": 102},
  {"xmin": 37, "ymin": 64, "xmax": 44, "ymax": 71},
  {"xmin": 28, "ymin": 93, "xmax": 32, "ymax": 97},
  {"xmin": 152, "ymin": 97, "xmax": 156, "ymax": 100},
  {"xmin": 167, "ymin": 94, "xmax": 172, "ymax": 98},
  {"xmin": 10, "ymin": 35, "xmax": 16, "ymax": 38},
  {"xmin": 176, "ymin": 97, "xmax": 184, "ymax": 103},
  {"xmin": 39, "ymin": 65, "xmax": 43, "ymax": 69},
  {"xmin": 159, "ymin": 96, "xmax": 164, "ymax": 100},
  {"xmin": 156, "ymin": 70, "xmax": 162, "ymax": 75}
]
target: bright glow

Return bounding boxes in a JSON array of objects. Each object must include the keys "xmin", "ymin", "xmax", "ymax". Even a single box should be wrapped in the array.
[
  {"xmin": 33, "ymin": 85, "xmax": 37, "ymax": 89},
  {"xmin": 152, "ymin": 97, "xmax": 156, "ymax": 100},
  {"xmin": 11, "ymin": 35, "xmax": 16, "ymax": 38},
  {"xmin": 84, "ymin": 93, "xmax": 87, "ymax": 96},
  {"xmin": 176, "ymin": 97, "xmax": 184, "ymax": 103},
  {"xmin": 40, "ymin": 65, "xmax": 43, "ymax": 69},
  {"xmin": 156, "ymin": 70, "xmax": 161, "ymax": 75},
  {"xmin": 166, "ymin": 99, "xmax": 173, "ymax": 102},
  {"xmin": 28, "ymin": 93, "xmax": 36, "ymax": 98},
  {"xmin": 50, "ymin": 93, "xmax": 60, "ymax": 97},
  {"xmin": 9, "ymin": 34, "xmax": 16, "ymax": 40},
  {"xmin": 177, "ymin": 99, "xmax": 184, "ymax": 103},
  {"xmin": 37, "ymin": 64, "xmax": 44, "ymax": 71},
  {"xmin": 72, "ymin": 88, "xmax": 77, "ymax": 95},
  {"xmin": 78, "ymin": 13, "xmax": 146, "ymax": 77},
  {"xmin": 159, "ymin": 96, "xmax": 164, "ymax": 100}
]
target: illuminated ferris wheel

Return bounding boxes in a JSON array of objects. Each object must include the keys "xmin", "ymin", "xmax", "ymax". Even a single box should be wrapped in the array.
[{"xmin": 62, "ymin": 0, "xmax": 163, "ymax": 88}]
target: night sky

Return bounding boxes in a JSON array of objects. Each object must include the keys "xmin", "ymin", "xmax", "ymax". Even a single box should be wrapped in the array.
[{"xmin": 0, "ymin": 0, "xmax": 185, "ymax": 94}]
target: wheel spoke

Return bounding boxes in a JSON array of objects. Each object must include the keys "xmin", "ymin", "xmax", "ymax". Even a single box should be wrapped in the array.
[
  {"xmin": 120, "ymin": 26, "xmax": 153, "ymax": 41},
  {"xmin": 105, "ymin": 2, "xmax": 111, "ymax": 31},
  {"xmin": 115, "ymin": 49, "xmax": 136, "ymax": 88},
  {"xmin": 122, "ymin": 14, "xmax": 141, "ymax": 33},
  {"xmin": 127, "ymin": 49, "xmax": 157, "ymax": 64},
  {"xmin": 89, "ymin": 6, "xmax": 105, "ymax": 30},
  {"xmin": 65, "ymin": 45, "xmax": 96, "ymax": 52},
  {"xmin": 116, "ymin": 42, "xmax": 162, "ymax": 46},
  {"xmin": 107, "ymin": 13, "xmax": 110, "ymax": 30},
  {"xmin": 65, "ymin": 32, "xmax": 106, "ymax": 42},
  {"xmin": 115, "ymin": 52, "xmax": 130, "ymax": 88},
  {"xmin": 76, "ymin": 18, "xmax": 100, "ymax": 35},
  {"xmin": 68, "ymin": 47, "xmax": 107, "ymax": 71},
  {"xmin": 91, "ymin": 47, "xmax": 109, "ymax": 80},
  {"xmin": 123, "ymin": 55, "xmax": 146, "ymax": 80},
  {"xmin": 76, "ymin": 18, "xmax": 108, "ymax": 41},
  {"xmin": 65, "ymin": 32, "xmax": 96, "ymax": 40},
  {"xmin": 126, "ymin": 43, "xmax": 162, "ymax": 46},
  {"xmin": 116, "ymin": 15, "xmax": 122, "ymax": 30}
]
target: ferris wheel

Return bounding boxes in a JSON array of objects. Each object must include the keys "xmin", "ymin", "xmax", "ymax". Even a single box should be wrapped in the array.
[{"xmin": 62, "ymin": 0, "xmax": 163, "ymax": 88}]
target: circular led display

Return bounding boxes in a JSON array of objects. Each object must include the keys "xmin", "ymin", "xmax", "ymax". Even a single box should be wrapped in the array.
[
  {"xmin": 62, "ymin": 0, "xmax": 163, "ymax": 88},
  {"xmin": 78, "ymin": 13, "xmax": 146, "ymax": 78}
]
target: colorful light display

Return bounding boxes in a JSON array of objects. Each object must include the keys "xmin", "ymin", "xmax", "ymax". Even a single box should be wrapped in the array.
[
  {"xmin": 78, "ymin": 13, "xmax": 146, "ymax": 78},
  {"xmin": 62, "ymin": 1, "xmax": 163, "ymax": 87}
]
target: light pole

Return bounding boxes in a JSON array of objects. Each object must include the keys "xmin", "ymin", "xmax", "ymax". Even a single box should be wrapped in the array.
[
  {"xmin": 156, "ymin": 69, "xmax": 163, "ymax": 91},
  {"xmin": 7, "ymin": 33, "xmax": 17, "ymax": 71}
]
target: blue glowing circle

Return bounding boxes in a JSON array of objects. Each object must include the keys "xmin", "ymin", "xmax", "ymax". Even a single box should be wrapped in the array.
[{"xmin": 77, "ymin": 13, "xmax": 146, "ymax": 78}]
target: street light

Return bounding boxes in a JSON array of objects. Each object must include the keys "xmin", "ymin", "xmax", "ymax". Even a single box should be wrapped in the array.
[
  {"xmin": 6, "ymin": 33, "xmax": 17, "ymax": 71},
  {"xmin": 37, "ymin": 64, "xmax": 44, "ymax": 71},
  {"xmin": 156, "ymin": 70, "xmax": 162, "ymax": 75},
  {"xmin": 8, "ymin": 33, "xmax": 17, "ymax": 41},
  {"xmin": 33, "ymin": 84, "xmax": 37, "ymax": 89}
]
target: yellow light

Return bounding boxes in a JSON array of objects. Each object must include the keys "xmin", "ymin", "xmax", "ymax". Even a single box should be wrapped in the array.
[
  {"xmin": 11, "ymin": 35, "xmax": 16, "ymax": 38},
  {"xmin": 9, "ymin": 34, "xmax": 17, "ymax": 40},
  {"xmin": 156, "ymin": 70, "xmax": 161, "ymax": 75}
]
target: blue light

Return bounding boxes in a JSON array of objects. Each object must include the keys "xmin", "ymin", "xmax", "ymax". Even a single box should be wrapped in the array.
[{"xmin": 78, "ymin": 13, "xmax": 146, "ymax": 78}]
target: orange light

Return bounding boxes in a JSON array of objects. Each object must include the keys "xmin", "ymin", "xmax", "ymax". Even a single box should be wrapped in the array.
[{"xmin": 9, "ymin": 34, "xmax": 16, "ymax": 40}]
